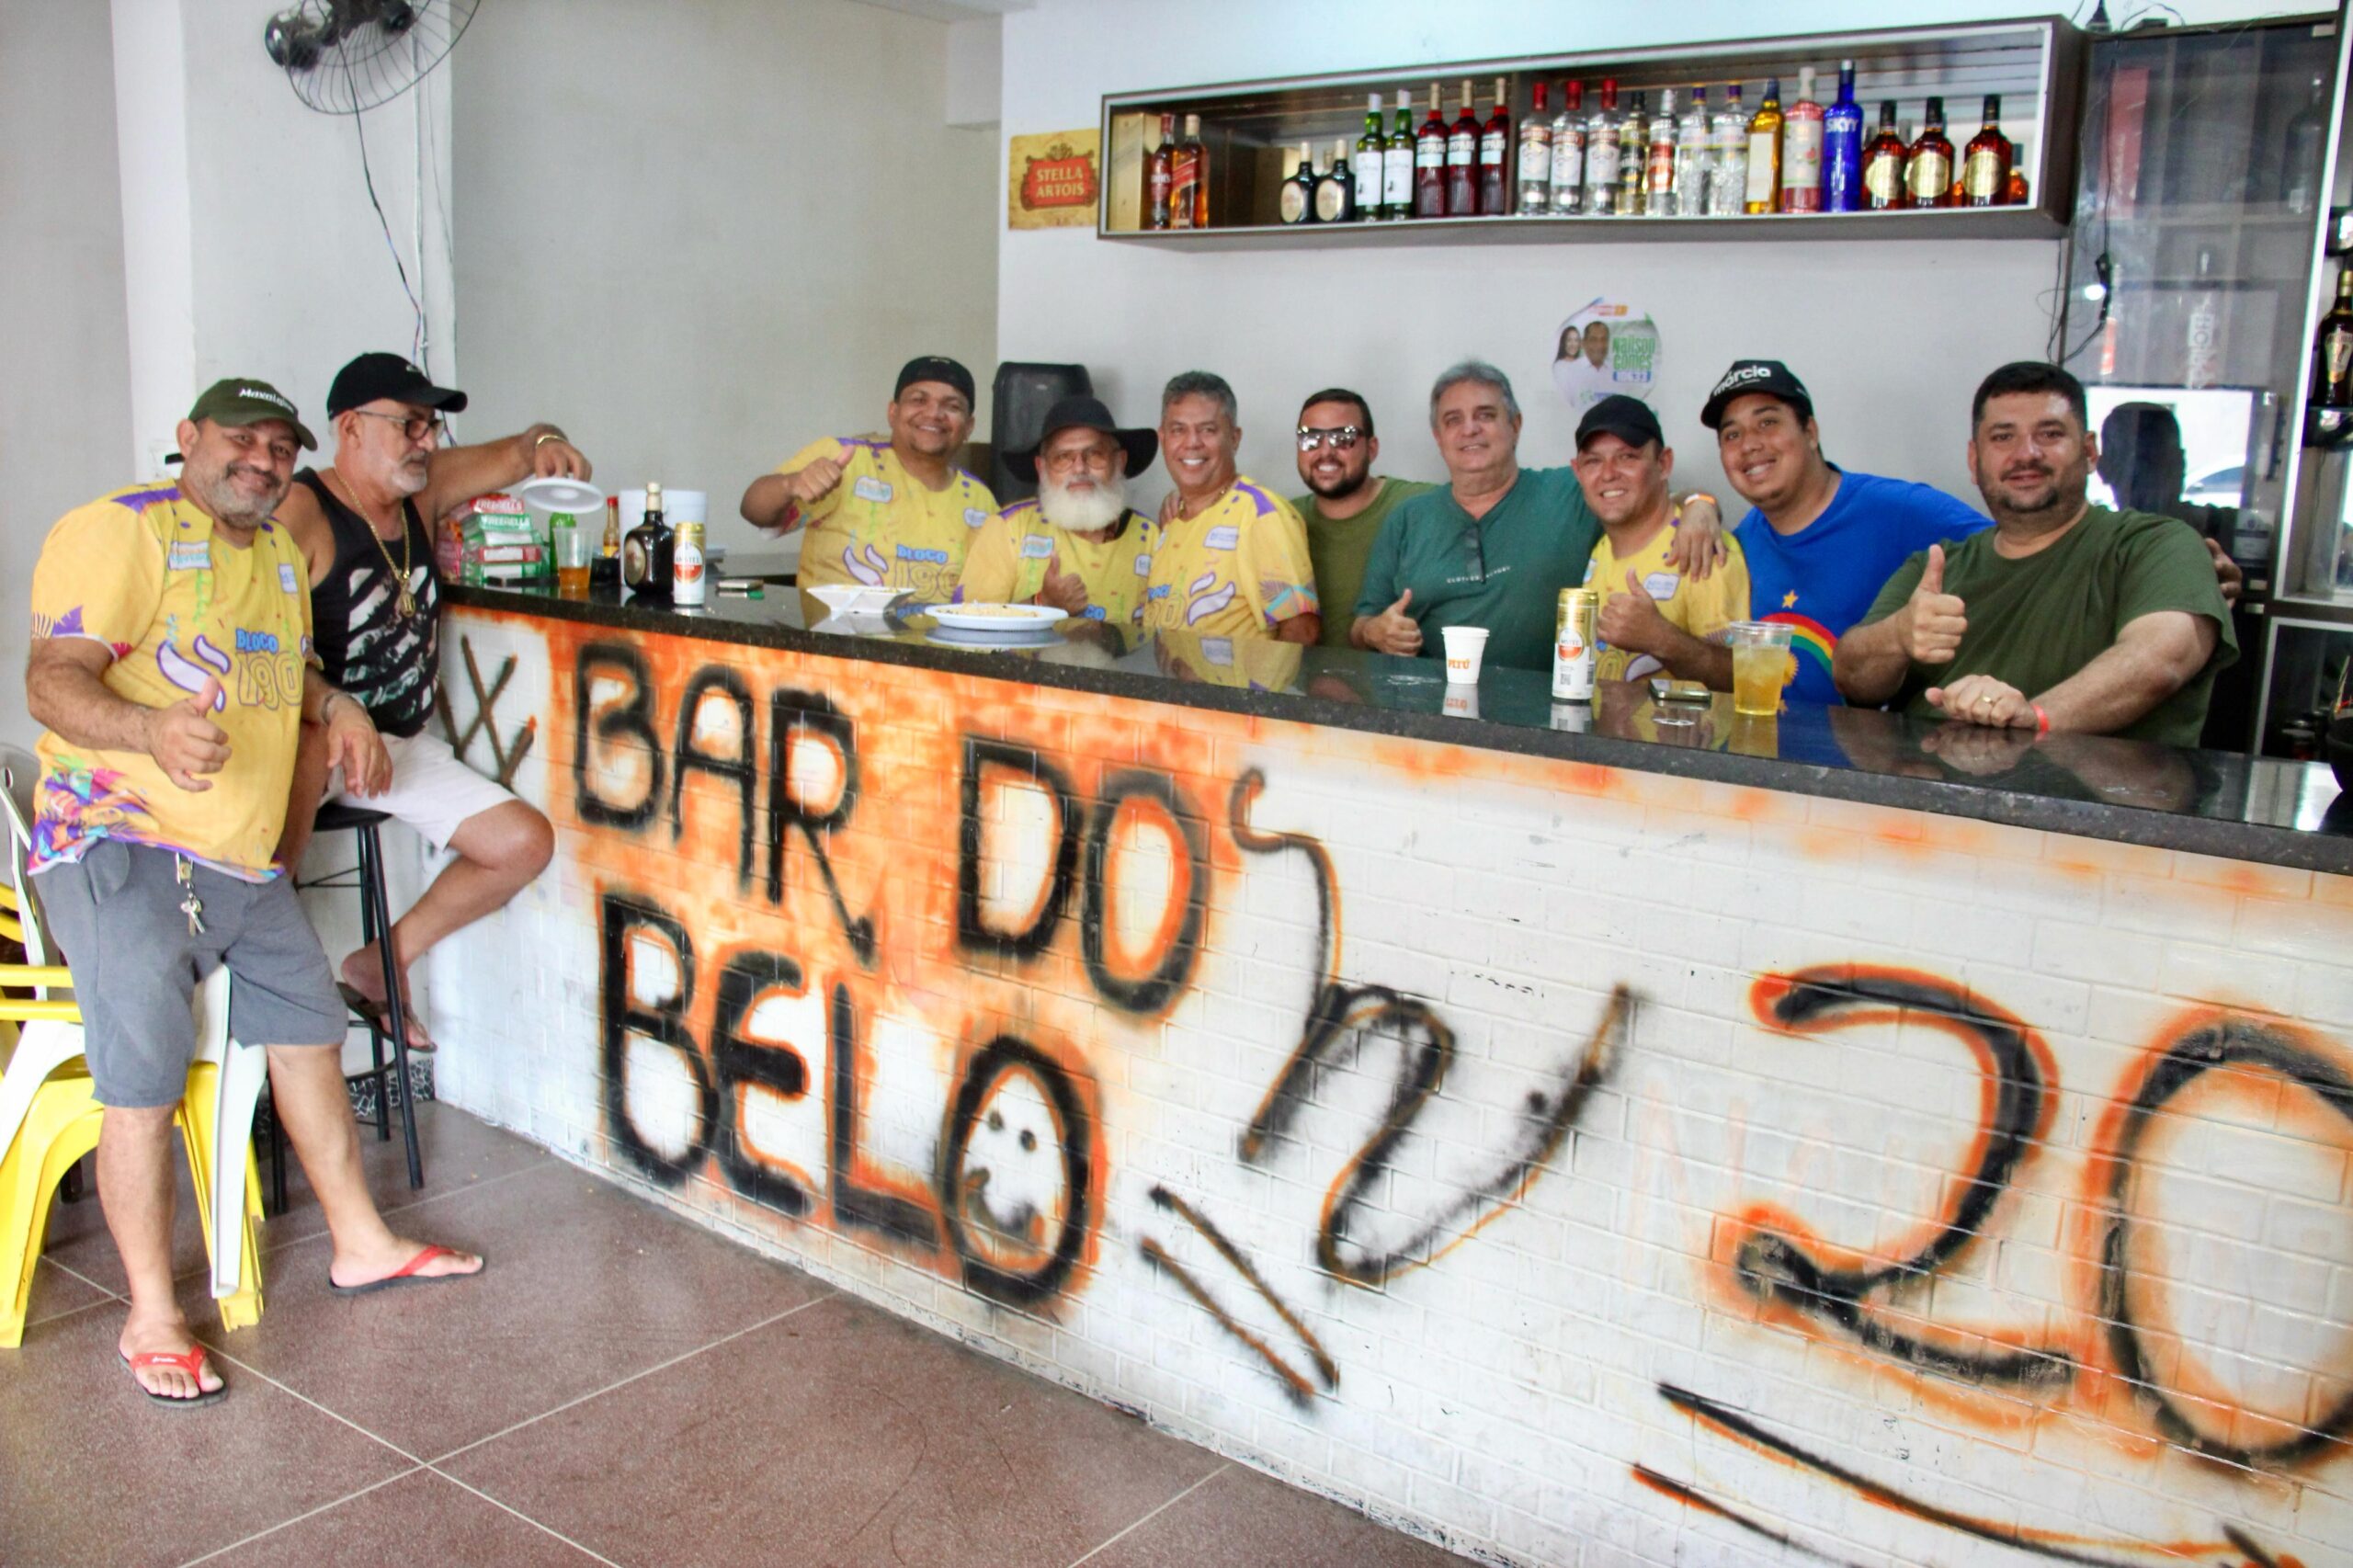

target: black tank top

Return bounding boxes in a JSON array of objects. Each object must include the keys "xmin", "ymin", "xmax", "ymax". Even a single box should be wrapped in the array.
[{"xmin": 295, "ymin": 469, "xmax": 439, "ymax": 738}]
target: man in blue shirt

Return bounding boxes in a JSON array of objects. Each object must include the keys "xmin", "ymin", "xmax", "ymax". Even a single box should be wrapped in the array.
[{"xmin": 1705, "ymin": 359, "xmax": 2239, "ymax": 706}]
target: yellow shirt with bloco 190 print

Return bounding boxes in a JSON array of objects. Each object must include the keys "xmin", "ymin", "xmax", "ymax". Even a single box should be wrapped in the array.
[
  {"xmin": 1139, "ymin": 478, "xmax": 1319, "ymax": 641},
  {"xmin": 956, "ymin": 501, "xmax": 1157, "ymax": 627},
  {"xmin": 778, "ymin": 437, "xmax": 996, "ymax": 602},
  {"xmin": 28, "ymin": 484, "xmax": 318, "ymax": 880},
  {"xmin": 1581, "ymin": 517, "xmax": 1752, "ymax": 685}
]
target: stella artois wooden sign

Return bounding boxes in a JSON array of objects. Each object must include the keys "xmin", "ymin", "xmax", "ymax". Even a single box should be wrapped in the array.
[{"xmin": 1008, "ymin": 131, "xmax": 1100, "ymax": 230}]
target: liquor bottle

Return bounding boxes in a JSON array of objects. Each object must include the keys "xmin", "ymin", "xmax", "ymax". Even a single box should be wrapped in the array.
[
  {"xmin": 1550, "ymin": 80, "xmax": 1586, "ymax": 215},
  {"xmin": 1709, "ymin": 84, "xmax": 1747, "ymax": 215},
  {"xmin": 2312, "ymin": 267, "xmax": 2353, "ymax": 409},
  {"xmin": 1355, "ymin": 94, "xmax": 1384, "ymax": 220},
  {"xmin": 1447, "ymin": 80, "xmax": 1480, "ymax": 216},
  {"xmin": 2006, "ymin": 149, "xmax": 2030, "ymax": 208},
  {"xmin": 1861, "ymin": 99, "xmax": 1906, "ymax": 210},
  {"xmin": 1415, "ymin": 83, "xmax": 1449, "ymax": 218},
  {"xmin": 594, "ymin": 494, "xmax": 621, "ymax": 587},
  {"xmin": 1383, "ymin": 89, "xmax": 1415, "ymax": 221},
  {"xmin": 1961, "ymin": 94, "xmax": 2012, "ymax": 208},
  {"xmin": 1779, "ymin": 67, "xmax": 1824, "ymax": 212},
  {"xmin": 1905, "ymin": 97, "xmax": 1955, "ymax": 209},
  {"xmin": 1586, "ymin": 78, "xmax": 1621, "ymax": 216},
  {"xmin": 1647, "ymin": 88, "xmax": 1679, "ymax": 217},
  {"xmin": 2185, "ymin": 248, "xmax": 2222, "ymax": 391},
  {"xmin": 1744, "ymin": 76, "xmax": 1783, "ymax": 214},
  {"xmin": 1170, "ymin": 113, "xmax": 1205, "ymax": 230},
  {"xmin": 1479, "ymin": 77, "xmax": 1512, "ymax": 216},
  {"xmin": 1822, "ymin": 61, "xmax": 1864, "ymax": 213},
  {"xmin": 621, "ymin": 481, "xmax": 673, "ymax": 599},
  {"xmin": 1674, "ymin": 86, "xmax": 1710, "ymax": 218},
  {"xmin": 1618, "ymin": 90, "xmax": 1649, "ymax": 216},
  {"xmin": 1145, "ymin": 112, "xmax": 1175, "ymax": 230},
  {"xmin": 1317, "ymin": 137, "xmax": 1354, "ymax": 222},
  {"xmin": 1518, "ymin": 80, "xmax": 1552, "ymax": 215},
  {"xmin": 1279, "ymin": 142, "xmax": 1317, "ymax": 224}
]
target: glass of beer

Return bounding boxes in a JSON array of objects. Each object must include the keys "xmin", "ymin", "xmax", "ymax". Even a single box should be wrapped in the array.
[
  {"xmin": 1729, "ymin": 620, "xmax": 1794, "ymax": 717},
  {"xmin": 554, "ymin": 520, "xmax": 593, "ymax": 597}
]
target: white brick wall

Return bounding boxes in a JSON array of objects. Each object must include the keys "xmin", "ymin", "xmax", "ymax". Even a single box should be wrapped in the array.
[{"xmin": 433, "ymin": 607, "xmax": 2353, "ymax": 1568}]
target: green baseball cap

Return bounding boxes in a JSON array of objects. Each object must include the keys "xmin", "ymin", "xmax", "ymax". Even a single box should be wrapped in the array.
[{"xmin": 187, "ymin": 377, "xmax": 317, "ymax": 449}]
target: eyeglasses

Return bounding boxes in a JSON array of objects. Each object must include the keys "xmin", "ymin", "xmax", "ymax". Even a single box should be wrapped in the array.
[
  {"xmin": 352, "ymin": 410, "xmax": 447, "ymax": 444},
  {"xmin": 1041, "ymin": 444, "xmax": 1116, "ymax": 473},
  {"xmin": 1296, "ymin": 426, "xmax": 1366, "ymax": 452}
]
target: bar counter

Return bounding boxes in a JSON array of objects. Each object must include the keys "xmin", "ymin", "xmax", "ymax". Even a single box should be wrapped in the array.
[{"xmin": 426, "ymin": 574, "xmax": 2353, "ymax": 1568}]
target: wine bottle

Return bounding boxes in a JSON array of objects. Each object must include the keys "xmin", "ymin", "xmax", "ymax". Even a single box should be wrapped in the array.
[
  {"xmin": 1354, "ymin": 94, "xmax": 1384, "ymax": 221},
  {"xmin": 1779, "ymin": 67, "xmax": 1824, "ymax": 213},
  {"xmin": 1383, "ymin": 89, "xmax": 1415, "ymax": 221},
  {"xmin": 1415, "ymin": 83, "xmax": 1449, "ymax": 219}
]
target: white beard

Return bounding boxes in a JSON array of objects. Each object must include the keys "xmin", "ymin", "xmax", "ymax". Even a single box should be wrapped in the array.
[{"xmin": 1039, "ymin": 470, "xmax": 1127, "ymax": 533}]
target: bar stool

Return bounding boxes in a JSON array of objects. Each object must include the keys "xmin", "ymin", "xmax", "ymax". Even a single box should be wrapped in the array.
[{"xmin": 293, "ymin": 803, "xmax": 424, "ymax": 1200}]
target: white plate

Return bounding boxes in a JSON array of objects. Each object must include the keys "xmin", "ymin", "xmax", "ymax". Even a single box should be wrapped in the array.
[
  {"xmin": 513, "ymin": 475, "xmax": 607, "ymax": 516},
  {"xmin": 929, "ymin": 603, "xmax": 1069, "ymax": 632},
  {"xmin": 806, "ymin": 584, "xmax": 901, "ymax": 616},
  {"xmin": 928, "ymin": 626, "xmax": 1062, "ymax": 649}
]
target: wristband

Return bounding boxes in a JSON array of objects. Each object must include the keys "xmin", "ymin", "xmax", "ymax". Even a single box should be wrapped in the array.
[{"xmin": 2032, "ymin": 703, "xmax": 2051, "ymax": 735}]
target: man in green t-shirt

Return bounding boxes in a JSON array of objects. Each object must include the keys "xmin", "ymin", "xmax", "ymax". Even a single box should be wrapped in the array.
[
  {"xmin": 1835, "ymin": 360, "xmax": 2236, "ymax": 747},
  {"xmin": 1350, "ymin": 361, "xmax": 1724, "ymax": 673},
  {"xmin": 1288, "ymin": 388, "xmax": 1433, "ymax": 651}
]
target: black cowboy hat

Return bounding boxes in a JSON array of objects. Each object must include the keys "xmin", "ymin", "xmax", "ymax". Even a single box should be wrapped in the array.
[{"xmin": 1005, "ymin": 394, "xmax": 1158, "ymax": 483}]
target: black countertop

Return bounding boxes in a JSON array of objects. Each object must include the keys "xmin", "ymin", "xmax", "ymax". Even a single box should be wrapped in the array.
[{"xmin": 447, "ymin": 579, "xmax": 2353, "ymax": 877}]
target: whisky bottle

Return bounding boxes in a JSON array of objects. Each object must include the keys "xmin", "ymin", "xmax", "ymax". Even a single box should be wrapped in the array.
[
  {"xmin": 594, "ymin": 494, "xmax": 621, "ymax": 587},
  {"xmin": 1279, "ymin": 142, "xmax": 1316, "ymax": 224},
  {"xmin": 1646, "ymin": 88, "xmax": 1679, "ymax": 217},
  {"xmin": 1169, "ymin": 114, "xmax": 1205, "ymax": 230},
  {"xmin": 1779, "ymin": 67, "xmax": 1824, "ymax": 213},
  {"xmin": 1744, "ymin": 76, "xmax": 1783, "ymax": 214},
  {"xmin": 1905, "ymin": 97, "xmax": 1954, "ymax": 209},
  {"xmin": 1961, "ymin": 94, "xmax": 2012, "ymax": 209},
  {"xmin": 1383, "ymin": 89, "xmax": 1415, "ymax": 221},
  {"xmin": 1447, "ymin": 80, "xmax": 1480, "ymax": 216},
  {"xmin": 1674, "ymin": 86, "xmax": 1710, "ymax": 218},
  {"xmin": 1861, "ymin": 99, "xmax": 1906, "ymax": 210},
  {"xmin": 1479, "ymin": 77, "xmax": 1512, "ymax": 216},
  {"xmin": 1708, "ymin": 85, "xmax": 1747, "ymax": 215},
  {"xmin": 1618, "ymin": 90, "xmax": 1649, "ymax": 217},
  {"xmin": 1822, "ymin": 61, "xmax": 1863, "ymax": 213},
  {"xmin": 1355, "ymin": 94, "xmax": 1384, "ymax": 220},
  {"xmin": 1189, "ymin": 114, "xmax": 1211, "ymax": 227},
  {"xmin": 1586, "ymin": 78, "xmax": 1621, "ymax": 216},
  {"xmin": 1145, "ymin": 112, "xmax": 1175, "ymax": 230},
  {"xmin": 2313, "ymin": 267, "xmax": 2353, "ymax": 410},
  {"xmin": 1551, "ymin": 80, "xmax": 1585, "ymax": 214},
  {"xmin": 622, "ymin": 481, "xmax": 673, "ymax": 599},
  {"xmin": 1518, "ymin": 80, "xmax": 1552, "ymax": 215},
  {"xmin": 1317, "ymin": 137, "xmax": 1355, "ymax": 222},
  {"xmin": 1415, "ymin": 83, "xmax": 1449, "ymax": 218}
]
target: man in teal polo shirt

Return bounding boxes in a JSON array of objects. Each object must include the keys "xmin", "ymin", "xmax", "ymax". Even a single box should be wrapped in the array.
[{"xmin": 1351, "ymin": 360, "xmax": 1722, "ymax": 672}]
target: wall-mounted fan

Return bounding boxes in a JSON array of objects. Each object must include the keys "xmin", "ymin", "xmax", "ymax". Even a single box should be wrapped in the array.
[{"xmin": 263, "ymin": 0, "xmax": 480, "ymax": 115}]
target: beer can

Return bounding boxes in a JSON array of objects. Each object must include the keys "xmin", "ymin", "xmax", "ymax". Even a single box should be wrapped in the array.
[
  {"xmin": 672, "ymin": 520, "xmax": 708, "ymax": 606},
  {"xmin": 1552, "ymin": 587, "xmax": 1597, "ymax": 701}
]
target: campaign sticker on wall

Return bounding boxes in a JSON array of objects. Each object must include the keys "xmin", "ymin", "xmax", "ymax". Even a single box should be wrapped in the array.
[{"xmin": 1552, "ymin": 301, "xmax": 1662, "ymax": 411}]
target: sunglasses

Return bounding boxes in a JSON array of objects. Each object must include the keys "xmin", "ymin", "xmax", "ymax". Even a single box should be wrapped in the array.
[
  {"xmin": 1459, "ymin": 522, "xmax": 1487, "ymax": 584},
  {"xmin": 1296, "ymin": 426, "xmax": 1367, "ymax": 452}
]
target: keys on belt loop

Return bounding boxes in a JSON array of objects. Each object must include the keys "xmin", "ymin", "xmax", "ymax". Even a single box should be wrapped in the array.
[{"xmin": 176, "ymin": 855, "xmax": 205, "ymax": 937}]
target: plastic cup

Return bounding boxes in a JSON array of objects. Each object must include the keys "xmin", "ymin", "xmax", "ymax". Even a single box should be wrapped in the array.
[
  {"xmin": 553, "ymin": 523, "xmax": 593, "ymax": 597},
  {"xmin": 1729, "ymin": 620, "xmax": 1794, "ymax": 716},
  {"xmin": 1440, "ymin": 624, "xmax": 1490, "ymax": 685}
]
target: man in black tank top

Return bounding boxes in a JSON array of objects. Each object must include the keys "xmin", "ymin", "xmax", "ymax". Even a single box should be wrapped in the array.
[{"xmin": 277, "ymin": 353, "xmax": 592, "ymax": 1047}]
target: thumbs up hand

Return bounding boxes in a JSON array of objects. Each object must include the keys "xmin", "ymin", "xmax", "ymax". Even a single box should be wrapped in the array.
[
  {"xmin": 149, "ymin": 676, "xmax": 231, "ymax": 792},
  {"xmin": 1899, "ymin": 544, "xmax": 1969, "ymax": 665},
  {"xmin": 1597, "ymin": 567, "xmax": 1670, "ymax": 654},
  {"xmin": 1364, "ymin": 588, "xmax": 1422, "ymax": 655},
  {"xmin": 1036, "ymin": 551, "xmax": 1091, "ymax": 616}
]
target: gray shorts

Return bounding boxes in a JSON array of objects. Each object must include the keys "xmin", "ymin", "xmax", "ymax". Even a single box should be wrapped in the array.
[{"xmin": 32, "ymin": 840, "xmax": 346, "ymax": 1108}]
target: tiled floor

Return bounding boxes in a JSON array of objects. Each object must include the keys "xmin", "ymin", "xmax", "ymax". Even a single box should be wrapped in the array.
[{"xmin": 1, "ymin": 1104, "xmax": 1479, "ymax": 1568}]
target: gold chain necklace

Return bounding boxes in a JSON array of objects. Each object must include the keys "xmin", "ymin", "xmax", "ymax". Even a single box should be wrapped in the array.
[{"xmin": 325, "ymin": 470, "xmax": 416, "ymax": 618}]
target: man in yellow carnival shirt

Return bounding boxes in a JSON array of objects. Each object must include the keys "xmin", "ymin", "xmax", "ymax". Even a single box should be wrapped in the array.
[
  {"xmin": 1142, "ymin": 370, "xmax": 1321, "ymax": 644},
  {"xmin": 959, "ymin": 395, "xmax": 1158, "ymax": 628},
  {"xmin": 740, "ymin": 355, "xmax": 995, "ymax": 601},
  {"xmin": 1575, "ymin": 395, "xmax": 1752, "ymax": 689},
  {"xmin": 24, "ymin": 381, "xmax": 483, "ymax": 1407}
]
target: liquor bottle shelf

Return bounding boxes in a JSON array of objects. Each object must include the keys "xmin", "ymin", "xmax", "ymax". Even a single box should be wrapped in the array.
[{"xmin": 1103, "ymin": 204, "xmax": 2065, "ymax": 247}]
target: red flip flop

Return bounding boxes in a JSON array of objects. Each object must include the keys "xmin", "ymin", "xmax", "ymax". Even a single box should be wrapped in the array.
[
  {"xmin": 328, "ymin": 1243, "xmax": 483, "ymax": 1297},
  {"xmin": 121, "ymin": 1346, "xmax": 227, "ymax": 1407}
]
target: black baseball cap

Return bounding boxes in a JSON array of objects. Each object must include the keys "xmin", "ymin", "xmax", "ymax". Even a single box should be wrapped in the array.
[
  {"xmin": 326, "ymin": 352, "xmax": 469, "ymax": 417},
  {"xmin": 1701, "ymin": 359, "xmax": 1813, "ymax": 430},
  {"xmin": 183, "ymin": 377, "xmax": 316, "ymax": 450},
  {"xmin": 895, "ymin": 355, "xmax": 976, "ymax": 405},
  {"xmin": 1006, "ymin": 394, "xmax": 1158, "ymax": 483},
  {"xmin": 1574, "ymin": 394, "xmax": 1665, "ymax": 451}
]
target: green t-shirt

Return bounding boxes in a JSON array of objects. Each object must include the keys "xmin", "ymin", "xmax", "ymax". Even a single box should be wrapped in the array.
[
  {"xmin": 1352, "ymin": 466, "xmax": 1601, "ymax": 673},
  {"xmin": 1859, "ymin": 504, "xmax": 2238, "ymax": 747},
  {"xmin": 1291, "ymin": 476, "xmax": 1436, "ymax": 650}
]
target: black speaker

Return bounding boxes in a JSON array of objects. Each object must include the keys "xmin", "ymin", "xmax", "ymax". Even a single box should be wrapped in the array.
[{"xmin": 990, "ymin": 361, "xmax": 1093, "ymax": 505}]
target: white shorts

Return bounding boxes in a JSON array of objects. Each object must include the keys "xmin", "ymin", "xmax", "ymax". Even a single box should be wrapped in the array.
[{"xmin": 329, "ymin": 729, "xmax": 517, "ymax": 853}]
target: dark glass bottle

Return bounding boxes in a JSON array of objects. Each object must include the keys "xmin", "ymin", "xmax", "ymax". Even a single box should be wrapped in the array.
[
  {"xmin": 1279, "ymin": 141, "xmax": 1317, "ymax": 224},
  {"xmin": 621, "ymin": 482, "xmax": 674, "ymax": 599},
  {"xmin": 1415, "ymin": 82, "xmax": 1449, "ymax": 218},
  {"xmin": 1905, "ymin": 97, "xmax": 1955, "ymax": 210},
  {"xmin": 2312, "ymin": 269, "xmax": 2353, "ymax": 411},
  {"xmin": 1860, "ymin": 100, "xmax": 1906, "ymax": 210},
  {"xmin": 1961, "ymin": 95, "xmax": 2012, "ymax": 209},
  {"xmin": 1478, "ymin": 76, "xmax": 1512, "ymax": 216},
  {"xmin": 1446, "ymin": 80, "xmax": 1480, "ymax": 216},
  {"xmin": 1145, "ymin": 112, "xmax": 1175, "ymax": 230}
]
